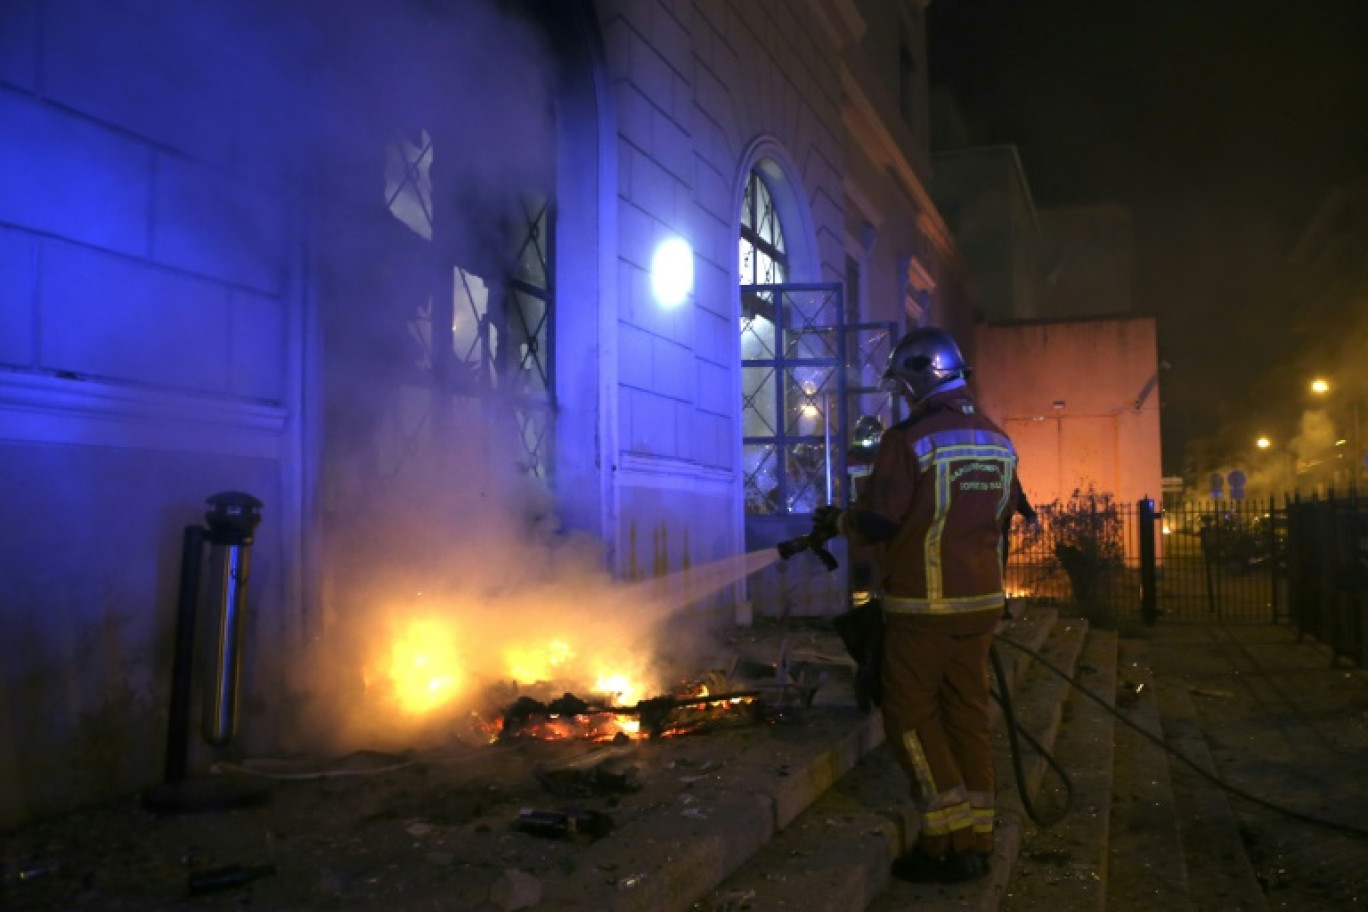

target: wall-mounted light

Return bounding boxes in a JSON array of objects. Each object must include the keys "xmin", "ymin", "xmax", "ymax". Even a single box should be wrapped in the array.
[
  {"xmin": 1256, "ymin": 436, "xmax": 1271, "ymax": 449},
  {"xmin": 651, "ymin": 237, "xmax": 694, "ymax": 308},
  {"xmin": 1051, "ymin": 400, "xmax": 1066, "ymax": 411}
]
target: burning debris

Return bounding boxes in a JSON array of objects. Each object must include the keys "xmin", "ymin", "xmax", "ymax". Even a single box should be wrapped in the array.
[
  {"xmin": 489, "ymin": 685, "xmax": 764, "ymax": 742},
  {"xmin": 296, "ymin": 553, "xmax": 834, "ymax": 758}
]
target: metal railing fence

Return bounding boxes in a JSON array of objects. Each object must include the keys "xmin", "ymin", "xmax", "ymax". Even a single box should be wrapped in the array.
[
  {"xmin": 1286, "ymin": 491, "xmax": 1368, "ymax": 666},
  {"xmin": 1002, "ymin": 490, "xmax": 1368, "ymax": 666},
  {"xmin": 1005, "ymin": 495, "xmax": 1280, "ymax": 624}
]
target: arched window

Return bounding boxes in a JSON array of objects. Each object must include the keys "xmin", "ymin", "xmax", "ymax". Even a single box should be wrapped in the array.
[
  {"xmin": 739, "ymin": 167, "xmax": 787, "ymax": 515},
  {"xmin": 740, "ymin": 160, "xmax": 847, "ymax": 519},
  {"xmin": 738, "ymin": 162, "xmax": 850, "ymax": 519},
  {"xmin": 739, "ymin": 167, "xmax": 788, "ymax": 285}
]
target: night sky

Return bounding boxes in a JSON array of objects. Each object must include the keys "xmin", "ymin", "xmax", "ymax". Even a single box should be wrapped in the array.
[{"xmin": 926, "ymin": 0, "xmax": 1368, "ymax": 471}]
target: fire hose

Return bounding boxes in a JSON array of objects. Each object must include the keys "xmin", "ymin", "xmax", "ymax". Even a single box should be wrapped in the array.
[
  {"xmin": 993, "ymin": 635, "xmax": 1368, "ymax": 840},
  {"xmin": 778, "ymin": 525, "xmax": 1368, "ymax": 839},
  {"xmin": 988, "ymin": 640, "xmax": 1073, "ymax": 828}
]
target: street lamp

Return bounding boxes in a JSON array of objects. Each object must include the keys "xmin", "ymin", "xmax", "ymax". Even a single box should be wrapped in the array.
[{"xmin": 1254, "ymin": 435, "xmax": 1297, "ymax": 496}]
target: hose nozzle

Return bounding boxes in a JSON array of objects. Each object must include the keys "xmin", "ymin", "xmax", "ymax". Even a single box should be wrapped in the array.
[{"xmin": 775, "ymin": 533, "xmax": 839, "ymax": 572}]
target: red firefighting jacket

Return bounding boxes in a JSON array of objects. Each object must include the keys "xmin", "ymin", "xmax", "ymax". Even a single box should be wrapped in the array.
[{"xmin": 845, "ymin": 385, "xmax": 1022, "ymax": 631}]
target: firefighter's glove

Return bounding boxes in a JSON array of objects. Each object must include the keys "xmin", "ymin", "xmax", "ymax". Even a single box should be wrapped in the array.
[{"xmin": 812, "ymin": 506, "xmax": 844, "ymax": 542}]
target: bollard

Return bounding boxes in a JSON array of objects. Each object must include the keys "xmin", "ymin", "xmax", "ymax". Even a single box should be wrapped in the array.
[{"xmin": 201, "ymin": 492, "xmax": 263, "ymax": 746}]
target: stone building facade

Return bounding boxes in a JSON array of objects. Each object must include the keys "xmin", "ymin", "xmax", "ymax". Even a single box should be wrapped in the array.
[{"xmin": 0, "ymin": 0, "xmax": 965, "ymax": 825}]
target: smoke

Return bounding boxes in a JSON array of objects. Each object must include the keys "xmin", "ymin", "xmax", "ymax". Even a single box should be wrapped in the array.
[
  {"xmin": 111, "ymin": 0, "xmax": 700, "ymax": 753},
  {"xmin": 285, "ymin": 434, "xmax": 753, "ymax": 756},
  {"xmin": 285, "ymin": 379, "xmax": 765, "ymax": 755},
  {"xmin": 1191, "ymin": 407, "xmax": 1356, "ymax": 505},
  {"xmin": 238, "ymin": 0, "xmax": 668, "ymax": 754},
  {"xmin": 288, "ymin": 503, "xmax": 687, "ymax": 754},
  {"xmin": 16, "ymin": 0, "xmax": 725, "ymax": 755},
  {"xmin": 1291, "ymin": 409, "xmax": 1338, "ymax": 471}
]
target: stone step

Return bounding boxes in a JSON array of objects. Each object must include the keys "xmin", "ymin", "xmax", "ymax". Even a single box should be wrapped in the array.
[
  {"xmin": 537, "ymin": 671, "xmax": 886, "ymax": 911},
  {"xmin": 990, "ymin": 607, "xmax": 1060, "ymax": 719},
  {"xmin": 692, "ymin": 606, "xmax": 1079, "ymax": 912},
  {"xmin": 1104, "ymin": 639, "xmax": 1195, "ymax": 912},
  {"xmin": 993, "ymin": 618, "xmax": 1090, "ymax": 816},
  {"xmin": 1001, "ymin": 628, "xmax": 1118, "ymax": 912},
  {"xmin": 1141, "ymin": 623, "xmax": 1368, "ymax": 909},
  {"xmin": 1152, "ymin": 673, "xmax": 1268, "ymax": 912}
]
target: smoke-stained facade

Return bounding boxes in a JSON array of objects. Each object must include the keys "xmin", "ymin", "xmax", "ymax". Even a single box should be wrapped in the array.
[{"xmin": 0, "ymin": 0, "xmax": 965, "ymax": 826}]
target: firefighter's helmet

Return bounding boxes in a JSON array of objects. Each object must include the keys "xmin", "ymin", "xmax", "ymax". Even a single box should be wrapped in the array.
[
  {"xmin": 881, "ymin": 327, "xmax": 971, "ymax": 400},
  {"xmin": 848, "ymin": 414, "xmax": 885, "ymax": 463},
  {"xmin": 851, "ymin": 415, "xmax": 885, "ymax": 450}
]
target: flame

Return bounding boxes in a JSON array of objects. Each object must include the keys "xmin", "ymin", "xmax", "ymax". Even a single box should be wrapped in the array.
[
  {"xmin": 505, "ymin": 638, "xmax": 576, "ymax": 683},
  {"xmin": 363, "ymin": 607, "xmax": 755, "ymax": 743},
  {"xmin": 380, "ymin": 616, "xmax": 466, "ymax": 715},
  {"xmin": 370, "ymin": 616, "xmax": 659, "ymax": 730},
  {"xmin": 594, "ymin": 673, "xmax": 639, "ymax": 705}
]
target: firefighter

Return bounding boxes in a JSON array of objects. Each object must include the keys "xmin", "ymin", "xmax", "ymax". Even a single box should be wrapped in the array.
[
  {"xmin": 813, "ymin": 326, "xmax": 1024, "ymax": 883},
  {"xmin": 845, "ymin": 414, "xmax": 886, "ymax": 602}
]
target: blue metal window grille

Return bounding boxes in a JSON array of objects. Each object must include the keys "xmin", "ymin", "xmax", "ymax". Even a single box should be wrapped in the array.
[{"xmin": 741, "ymin": 285, "xmax": 847, "ymax": 516}]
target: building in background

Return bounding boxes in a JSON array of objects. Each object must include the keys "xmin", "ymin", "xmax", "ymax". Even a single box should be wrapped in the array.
[
  {"xmin": 929, "ymin": 144, "xmax": 1042, "ymax": 322},
  {"xmin": 973, "ymin": 317, "xmax": 1164, "ymax": 510},
  {"xmin": 1035, "ymin": 204, "xmax": 1135, "ymax": 319},
  {"xmin": 0, "ymin": 0, "xmax": 962, "ymax": 826},
  {"xmin": 928, "ymin": 93, "xmax": 1160, "ymax": 513}
]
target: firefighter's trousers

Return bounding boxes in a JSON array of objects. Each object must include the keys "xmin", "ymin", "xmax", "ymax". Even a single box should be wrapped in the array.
[{"xmin": 879, "ymin": 611, "xmax": 997, "ymax": 857}]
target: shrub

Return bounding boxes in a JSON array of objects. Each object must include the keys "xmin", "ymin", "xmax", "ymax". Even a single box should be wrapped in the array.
[{"xmin": 1020, "ymin": 487, "xmax": 1125, "ymax": 623}]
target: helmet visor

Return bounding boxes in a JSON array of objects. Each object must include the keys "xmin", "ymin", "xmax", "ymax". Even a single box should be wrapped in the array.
[{"xmin": 881, "ymin": 353, "xmax": 935, "ymax": 393}]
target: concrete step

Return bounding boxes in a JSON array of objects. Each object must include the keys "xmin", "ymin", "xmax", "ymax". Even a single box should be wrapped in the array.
[
  {"xmin": 537, "ymin": 662, "xmax": 887, "ymax": 911},
  {"xmin": 691, "ymin": 606, "xmax": 1080, "ymax": 912},
  {"xmin": 993, "ymin": 618, "xmax": 1090, "ymax": 817},
  {"xmin": 1141, "ymin": 623, "xmax": 1368, "ymax": 908},
  {"xmin": 1000, "ymin": 628, "xmax": 1118, "ymax": 912},
  {"xmin": 1152, "ymin": 673, "xmax": 1268, "ymax": 912},
  {"xmin": 1104, "ymin": 639, "xmax": 1195, "ymax": 912},
  {"xmin": 990, "ymin": 607, "xmax": 1061, "ymax": 720},
  {"xmin": 0, "ymin": 611, "xmax": 1053, "ymax": 912}
]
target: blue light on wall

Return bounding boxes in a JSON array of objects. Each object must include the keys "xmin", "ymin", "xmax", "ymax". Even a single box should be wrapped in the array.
[{"xmin": 650, "ymin": 237, "xmax": 693, "ymax": 308}]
